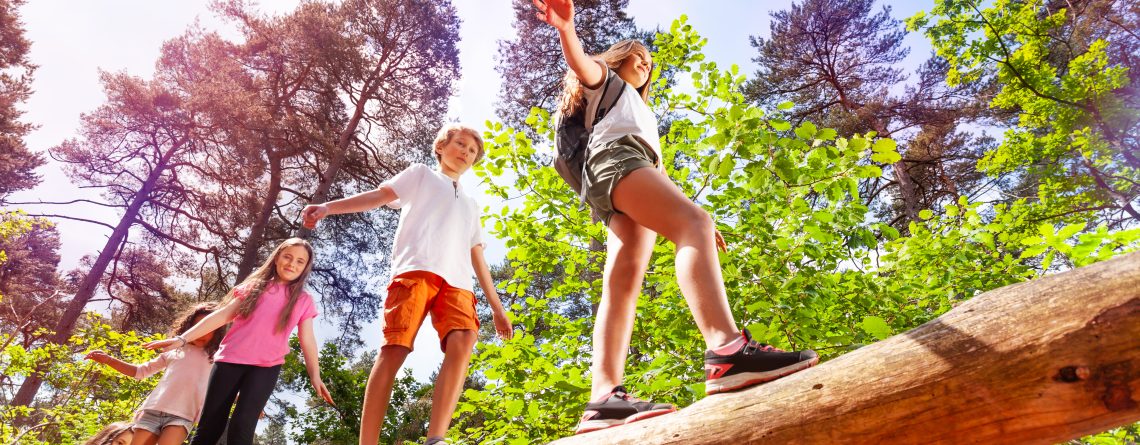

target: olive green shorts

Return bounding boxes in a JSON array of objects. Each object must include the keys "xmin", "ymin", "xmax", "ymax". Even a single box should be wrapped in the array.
[{"xmin": 581, "ymin": 134, "xmax": 660, "ymax": 225}]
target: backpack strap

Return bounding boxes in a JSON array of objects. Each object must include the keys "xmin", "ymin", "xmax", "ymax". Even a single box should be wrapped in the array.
[{"xmin": 586, "ymin": 67, "xmax": 626, "ymax": 130}]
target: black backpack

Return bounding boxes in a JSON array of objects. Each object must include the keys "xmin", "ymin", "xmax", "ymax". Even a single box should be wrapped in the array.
[{"xmin": 553, "ymin": 67, "xmax": 626, "ymax": 196}]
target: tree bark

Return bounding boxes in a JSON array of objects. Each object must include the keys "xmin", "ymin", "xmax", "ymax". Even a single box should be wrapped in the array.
[
  {"xmin": 295, "ymin": 69, "xmax": 382, "ymax": 239},
  {"xmin": 552, "ymin": 252, "xmax": 1140, "ymax": 445},
  {"xmin": 235, "ymin": 149, "xmax": 283, "ymax": 281},
  {"xmin": 10, "ymin": 142, "xmax": 179, "ymax": 407}
]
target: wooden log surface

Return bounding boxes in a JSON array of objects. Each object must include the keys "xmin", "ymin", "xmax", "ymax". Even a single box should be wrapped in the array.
[{"xmin": 551, "ymin": 252, "xmax": 1140, "ymax": 445}]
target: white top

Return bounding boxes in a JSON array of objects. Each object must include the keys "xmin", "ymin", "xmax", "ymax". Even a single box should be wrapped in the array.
[
  {"xmin": 134, "ymin": 344, "xmax": 212, "ymax": 422},
  {"xmin": 382, "ymin": 163, "xmax": 484, "ymax": 292},
  {"xmin": 581, "ymin": 65, "xmax": 661, "ymax": 159}
]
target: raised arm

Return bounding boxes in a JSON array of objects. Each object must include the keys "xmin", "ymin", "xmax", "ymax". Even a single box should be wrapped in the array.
[
  {"xmin": 534, "ymin": 0, "xmax": 604, "ymax": 88},
  {"xmin": 301, "ymin": 186, "xmax": 398, "ymax": 229},
  {"xmin": 145, "ymin": 298, "xmax": 239, "ymax": 352},
  {"xmin": 471, "ymin": 244, "xmax": 513, "ymax": 340}
]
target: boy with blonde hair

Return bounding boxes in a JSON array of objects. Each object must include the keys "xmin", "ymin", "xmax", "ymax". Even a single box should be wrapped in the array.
[{"xmin": 302, "ymin": 124, "xmax": 513, "ymax": 445}]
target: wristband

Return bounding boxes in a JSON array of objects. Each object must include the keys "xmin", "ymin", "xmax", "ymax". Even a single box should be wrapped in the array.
[{"xmin": 175, "ymin": 336, "xmax": 187, "ymax": 347}]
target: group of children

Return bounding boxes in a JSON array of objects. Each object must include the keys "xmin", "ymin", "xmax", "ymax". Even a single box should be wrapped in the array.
[{"xmin": 82, "ymin": 1, "xmax": 817, "ymax": 443}]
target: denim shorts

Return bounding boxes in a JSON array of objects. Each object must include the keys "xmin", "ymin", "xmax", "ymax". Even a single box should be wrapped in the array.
[
  {"xmin": 133, "ymin": 409, "xmax": 193, "ymax": 434},
  {"xmin": 581, "ymin": 134, "xmax": 660, "ymax": 225}
]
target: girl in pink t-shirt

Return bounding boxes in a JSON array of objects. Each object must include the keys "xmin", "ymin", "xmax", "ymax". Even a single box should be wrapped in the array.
[
  {"xmin": 145, "ymin": 238, "xmax": 335, "ymax": 445},
  {"xmin": 86, "ymin": 303, "xmax": 224, "ymax": 445}
]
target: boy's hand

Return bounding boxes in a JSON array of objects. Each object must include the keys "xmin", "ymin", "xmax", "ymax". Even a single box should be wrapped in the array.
[
  {"xmin": 85, "ymin": 350, "xmax": 110, "ymax": 364},
  {"xmin": 301, "ymin": 204, "xmax": 328, "ymax": 229},
  {"xmin": 493, "ymin": 310, "xmax": 514, "ymax": 341},
  {"xmin": 714, "ymin": 229, "xmax": 727, "ymax": 253},
  {"xmin": 533, "ymin": 0, "xmax": 574, "ymax": 31}
]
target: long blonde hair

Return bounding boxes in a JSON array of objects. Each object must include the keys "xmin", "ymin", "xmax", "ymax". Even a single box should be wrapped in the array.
[
  {"xmin": 558, "ymin": 39, "xmax": 653, "ymax": 116},
  {"xmin": 227, "ymin": 238, "xmax": 315, "ymax": 333}
]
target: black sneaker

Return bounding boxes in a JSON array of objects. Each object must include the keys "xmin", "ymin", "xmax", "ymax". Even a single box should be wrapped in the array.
[
  {"xmin": 704, "ymin": 329, "xmax": 819, "ymax": 395},
  {"xmin": 575, "ymin": 386, "xmax": 676, "ymax": 434}
]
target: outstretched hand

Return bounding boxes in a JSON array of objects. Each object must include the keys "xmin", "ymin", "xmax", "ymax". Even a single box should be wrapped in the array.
[
  {"xmin": 144, "ymin": 337, "xmax": 182, "ymax": 352},
  {"xmin": 301, "ymin": 204, "xmax": 328, "ymax": 230},
  {"xmin": 533, "ymin": 0, "xmax": 574, "ymax": 31},
  {"xmin": 84, "ymin": 350, "xmax": 111, "ymax": 364}
]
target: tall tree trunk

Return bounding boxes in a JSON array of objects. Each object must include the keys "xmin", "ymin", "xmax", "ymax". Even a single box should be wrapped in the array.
[
  {"xmin": 235, "ymin": 149, "xmax": 283, "ymax": 281},
  {"xmin": 296, "ymin": 70, "xmax": 383, "ymax": 239},
  {"xmin": 553, "ymin": 252, "xmax": 1140, "ymax": 445},
  {"xmin": 891, "ymin": 158, "xmax": 920, "ymax": 223},
  {"xmin": 11, "ymin": 143, "xmax": 178, "ymax": 408}
]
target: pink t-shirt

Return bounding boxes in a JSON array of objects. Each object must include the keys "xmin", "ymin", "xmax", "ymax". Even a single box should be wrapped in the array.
[
  {"xmin": 134, "ymin": 344, "xmax": 212, "ymax": 422},
  {"xmin": 213, "ymin": 282, "xmax": 318, "ymax": 367}
]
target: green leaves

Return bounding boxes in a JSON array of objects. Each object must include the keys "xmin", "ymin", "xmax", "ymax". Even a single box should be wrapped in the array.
[
  {"xmin": 0, "ymin": 316, "xmax": 161, "ymax": 445},
  {"xmin": 859, "ymin": 316, "xmax": 893, "ymax": 340},
  {"xmin": 870, "ymin": 137, "xmax": 901, "ymax": 164},
  {"xmin": 461, "ymin": 10, "xmax": 1140, "ymax": 443},
  {"xmin": 914, "ymin": 0, "xmax": 1140, "ymax": 230},
  {"xmin": 794, "ymin": 121, "xmax": 817, "ymax": 140}
]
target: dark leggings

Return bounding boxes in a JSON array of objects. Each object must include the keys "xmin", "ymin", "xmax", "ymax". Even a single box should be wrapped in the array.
[{"xmin": 189, "ymin": 362, "xmax": 282, "ymax": 445}]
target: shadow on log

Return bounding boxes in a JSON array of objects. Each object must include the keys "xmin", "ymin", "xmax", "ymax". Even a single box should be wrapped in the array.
[{"xmin": 551, "ymin": 252, "xmax": 1140, "ymax": 444}]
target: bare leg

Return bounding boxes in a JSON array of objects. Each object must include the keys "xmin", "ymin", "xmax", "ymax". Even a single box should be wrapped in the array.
[
  {"xmin": 426, "ymin": 330, "xmax": 478, "ymax": 438},
  {"xmin": 129, "ymin": 430, "xmax": 158, "ymax": 445},
  {"xmin": 359, "ymin": 345, "xmax": 411, "ymax": 445},
  {"xmin": 590, "ymin": 213, "xmax": 656, "ymax": 400},
  {"xmin": 154, "ymin": 426, "xmax": 188, "ymax": 445},
  {"xmin": 610, "ymin": 168, "xmax": 738, "ymax": 349}
]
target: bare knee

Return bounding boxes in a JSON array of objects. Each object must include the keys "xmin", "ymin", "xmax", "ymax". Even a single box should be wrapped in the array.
[
  {"xmin": 670, "ymin": 203, "xmax": 714, "ymax": 245},
  {"xmin": 445, "ymin": 329, "xmax": 477, "ymax": 350},
  {"xmin": 607, "ymin": 250, "xmax": 647, "ymax": 279},
  {"xmin": 376, "ymin": 345, "xmax": 410, "ymax": 367}
]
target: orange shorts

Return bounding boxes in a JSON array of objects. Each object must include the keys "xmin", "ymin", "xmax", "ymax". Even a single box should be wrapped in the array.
[{"xmin": 380, "ymin": 270, "xmax": 479, "ymax": 352}]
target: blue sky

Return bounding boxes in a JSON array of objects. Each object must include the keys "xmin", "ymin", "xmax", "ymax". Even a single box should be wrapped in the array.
[{"xmin": 11, "ymin": 0, "xmax": 935, "ymax": 383}]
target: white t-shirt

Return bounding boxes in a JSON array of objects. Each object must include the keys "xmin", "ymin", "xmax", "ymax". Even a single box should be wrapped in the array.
[
  {"xmin": 382, "ymin": 163, "xmax": 484, "ymax": 292},
  {"xmin": 581, "ymin": 64, "xmax": 661, "ymax": 159}
]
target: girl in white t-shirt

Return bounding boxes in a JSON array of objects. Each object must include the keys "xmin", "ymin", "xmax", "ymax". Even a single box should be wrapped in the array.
[
  {"xmin": 86, "ymin": 303, "xmax": 224, "ymax": 445},
  {"xmin": 535, "ymin": 0, "xmax": 819, "ymax": 435}
]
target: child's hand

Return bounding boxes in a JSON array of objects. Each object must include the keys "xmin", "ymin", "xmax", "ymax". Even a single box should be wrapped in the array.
[
  {"xmin": 85, "ymin": 350, "xmax": 110, "ymax": 364},
  {"xmin": 301, "ymin": 204, "xmax": 328, "ymax": 229},
  {"xmin": 144, "ymin": 338, "xmax": 181, "ymax": 352},
  {"xmin": 533, "ymin": 0, "xmax": 574, "ymax": 31},
  {"xmin": 311, "ymin": 377, "xmax": 336, "ymax": 406},
  {"xmin": 492, "ymin": 310, "xmax": 514, "ymax": 341},
  {"xmin": 714, "ymin": 229, "xmax": 727, "ymax": 253}
]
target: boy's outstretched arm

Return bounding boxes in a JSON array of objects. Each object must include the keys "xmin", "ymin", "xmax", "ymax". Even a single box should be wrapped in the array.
[
  {"xmin": 471, "ymin": 244, "xmax": 514, "ymax": 340},
  {"xmin": 533, "ymin": 0, "xmax": 604, "ymax": 88},
  {"xmin": 301, "ymin": 186, "xmax": 398, "ymax": 229},
  {"xmin": 84, "ymin": 351, "xmax": 138, "ymax": 377}
]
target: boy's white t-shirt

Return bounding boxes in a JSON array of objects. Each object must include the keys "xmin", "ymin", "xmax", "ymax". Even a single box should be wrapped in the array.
[
  {"xmin": 381, "ymin": 163, "xmax": 483, "ymax": 292},
  {"xmin": 581, "ymin": 62, "xmax": 661, "ymax": 159}
]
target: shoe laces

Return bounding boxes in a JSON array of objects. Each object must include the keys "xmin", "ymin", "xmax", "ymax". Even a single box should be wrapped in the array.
[
  {"xmin": 611, "ymin": 386, "xmax": 643, "ymax": 403},
  {"xmin": 743, "ymin": 340, "xmax": 784, "ymax": 355}
]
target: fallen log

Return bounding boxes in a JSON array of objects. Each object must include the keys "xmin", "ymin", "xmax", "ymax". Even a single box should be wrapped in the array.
[{"xmin": 551, "ymin": 251, "xmax": 1140, "ymax": 444}]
